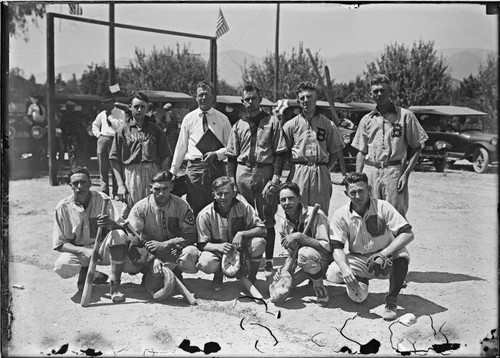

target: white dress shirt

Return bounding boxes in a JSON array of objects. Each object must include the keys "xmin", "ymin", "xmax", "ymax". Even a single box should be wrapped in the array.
[{"xmin": 92, "ymin": 108, "xmax": 126, "ymax": 137}]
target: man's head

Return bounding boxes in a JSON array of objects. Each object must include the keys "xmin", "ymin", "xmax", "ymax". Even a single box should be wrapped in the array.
[
  {"xmin": 68, "ymin": 167, "xmax": 92, "ymax": 205},
  {"xmin": 195, "ymin": 81, "xmax": 214, "ymax": 112},
  {"xmin": 296, "ymin": 81, "xmax": 317, "ymax": 117},
  {"xmin": 212, "ymin": 176, "xmax": 235, "ymax": 211},
  {"xmin": 129, "ymin": 92, "xmax": 149, "ymax": 122},
  {"xmin": 369, "ymin": 74, "xmax": 391, "ymax": 107},
  {"xmin": 279, "ymin": 182, "xmax": 302, "ymax": 218},
  {"xmin": 241, "ymin": 83, "xmax": 262, "ymax": 117},
  {"xmin": 150, "ymin": 171, "xmax": 174, "ymax": 206},
  {"xmin": 343, "ymin": 172, "xmax": 371, "ymax": 211},
  {"xmin": 101, "ymin": 94, "xmax": 115, "ymax": 112},
  {"xmin": 66, "ymin": 101, "xmax": 76, "ymax": 112}
]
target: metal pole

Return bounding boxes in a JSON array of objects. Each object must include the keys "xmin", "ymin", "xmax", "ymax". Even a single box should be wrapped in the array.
[
  {"xmin": 210, "ymin": 39, "xmax": 217, "ymax": 97},
  {"xmin": 109, "ymin": 3, "xmax": 116, "ymax": 87},
  {"xmin": 46, "ymin": 13, "xmax": 58, "ymax": 185},
  {"xmin": 274, "ymin": 4, "xmax": 280, "ymax": 102}
]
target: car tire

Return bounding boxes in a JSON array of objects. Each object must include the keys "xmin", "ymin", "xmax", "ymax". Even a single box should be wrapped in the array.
[
  {"xmin": 472, "ymin": 147, "xmax": 490, "ymax": 174},
  {"xmin": 433, "ymin": 157, "xmax": 448, "ymax": 172}
]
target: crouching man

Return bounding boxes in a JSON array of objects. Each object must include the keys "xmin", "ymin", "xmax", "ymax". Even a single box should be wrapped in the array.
[
  {"xmin": 326, "ymin": 172, "xmax": 414, "ymax": 321},
  {"xmin": 276, "ymin": 182, "xmax": 333, "ymax": 306},
  {"xmin": 196, "ymin": 176, "xmax": 267, "ymax": 291},
  {"xmin": 53, "ymin": 167, "xmax": 129, "ymax": 303}
]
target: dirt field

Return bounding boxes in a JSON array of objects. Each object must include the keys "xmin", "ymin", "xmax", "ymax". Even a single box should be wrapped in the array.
[{"xmin": 4, "ymin": 162, "xmax": 498, "ymax": 357}]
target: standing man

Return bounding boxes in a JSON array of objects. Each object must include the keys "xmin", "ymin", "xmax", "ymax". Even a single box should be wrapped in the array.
[
  {"xmin": 196, "ymin": 176, "xmax": 267, "ymax": 291},
  {"xmin": 226, "ymin": 83, "xmax": 288, "ymax": 276},
  {"xmin": 60, "ymin": 100, "xmax": 89, "ymax": 168},
  {"xmin": 282, "ymin": 82, "xmax": 344, "ymax": 215},
  {"xmin": 92, "ymin": 94, "xmax": 126, "ymax": 198},
  {"xmin": 110, "ymin": 91, "xmax": 172, "ymax": 219},
  {"xmin": 352, "ymin": 74, "xmax": 428, "ymax": 217},
  {"xmin": 326, "ymin": 172, "xmax": 414, "ymax": 320},
  {"xmin": 170, "ymin": 81, "xmax": 231, "ymax": 216}
]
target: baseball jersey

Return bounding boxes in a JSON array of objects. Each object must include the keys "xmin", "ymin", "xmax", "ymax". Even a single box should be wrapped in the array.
[
  {"xmin": 109, "ymin": 118, "xmax": 172, "ymax": 166},
  {"xmin": 282, "ymin": 112, "xmax": 344, "ymax": 164},
  {"xmin": 352, "ymin": 103, "xmax": 428, "ymax": 163},
  {"xmin": 170, "ymin": 107, "xmax": 231, "ymax": 175},
  {"xmin": 331, "ymin": 197, "xmax": 412, "ymax": 255},
  {"xmin": 52, "ymin": 191, "xmax": 120, "ymax": 250},
  {"xmin": 197, "ymin": 198, "xmax": 265, "ymax": 244},
  {"xmin": 279, "ymin": 205, "xmax": 332, "ymax": 253},
  {"xmin": 226, "ymin": 111, "xmax": 288, "ymax": 164},
  {"xmin": 127, "ymin": 194, "xmax": 197, "ymax": 245}
]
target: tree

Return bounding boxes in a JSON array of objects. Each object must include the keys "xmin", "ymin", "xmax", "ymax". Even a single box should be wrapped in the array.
[
  {"xmin": 55, "ymin": 73, "xmax": 80, "ymax": 95},
  {"xmin": 8, "ymin": 67, "xmax": 45, "ymax": 106},
  {"xmin": 365, "ymin": 40, "xmax": 452, "ymax": 107},
  {"xmin": 80, "ymin": 63, "xmax": 110, "ymax": 96},
  {"xmin": 334, "ymin": 75, "xmax": 371, "ymax": 103},
  {"xmin": 241, "ymin": 42, "xmax": 325, "ymax": 101},
  {"xmin": 8, "ymin": 2, "xmax": 45, "ymax": 41},
  {"xmin": 217, "ymin": 79, "xmax": 239, "ymax": 96}
]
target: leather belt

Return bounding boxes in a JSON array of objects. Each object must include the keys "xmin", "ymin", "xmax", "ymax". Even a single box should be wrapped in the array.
[
  {"xmin": 294, "ymin": 161, "xmax": 328, "ymax": 166},
  {"xmin": 100, "ymin": 134, "xmax": 114, "ymax": 138},
  {"xmin": 238, "ymin": 162, "xmax": 273, "ymax": 168},
  {"xmin": 365, "ymin": 159, "xmax": 402, "ymax": 169}
]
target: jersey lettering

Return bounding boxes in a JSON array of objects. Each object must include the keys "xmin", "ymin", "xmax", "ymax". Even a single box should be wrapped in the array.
[
  {"xmin": 391, "ymin": 123, "xmax": 402, "ymax": 138},
  {"xmin": 316, "ymin": 127, "xmax": 327, "ymax": 142},
  {"xmin": 183, "ymin": 209, "xmax": 195, "ymax": 226}
]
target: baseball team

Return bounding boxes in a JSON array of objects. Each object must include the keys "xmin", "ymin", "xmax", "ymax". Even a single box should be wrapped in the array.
[{"xmin": 53, "ymin": 74, "xmax": 428, "ymax": 321}]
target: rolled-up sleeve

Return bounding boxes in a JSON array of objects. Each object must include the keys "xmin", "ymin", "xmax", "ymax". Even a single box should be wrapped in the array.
[{"xmin": 196, "ymin": 210, "xmax": 214, "ymax": 244}]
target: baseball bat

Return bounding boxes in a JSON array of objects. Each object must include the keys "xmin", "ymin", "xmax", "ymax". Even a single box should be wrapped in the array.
[
  {"xmin": 123, "ymin": 222, "xmax": 197, "ymax": 305},
  {"xmin": 240, "ymin": 276, "xmax": 264, "ymax": 303},
  {"xmin": 81, "ymin": 199, "xmax": 110, "ymax": 307}
]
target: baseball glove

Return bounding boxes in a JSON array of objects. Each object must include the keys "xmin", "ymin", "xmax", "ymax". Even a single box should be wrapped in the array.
[
  {"xmin": 221, "ymin": 250, "xmax": 241, "ymax": 278},
  {"xmin": 366, "ymin": 252, "xmax": 393, "ymax": 277},
  {"xmin": 145, "ymin": 265, "xmax": 176, "ymax": 301},
  {"xmin": 262, "ymin": 181, "xmax": 280, "ymax": 209},
  {"xmin": 269, "ymin": 266, "xmax": 293, "ymax": 303}
]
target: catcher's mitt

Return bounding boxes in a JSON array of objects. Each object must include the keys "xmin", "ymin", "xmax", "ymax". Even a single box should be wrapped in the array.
[
  {"xmin": 346, "ymin": 281, "xmax": 369, "ymax": 303},
  {"xmin": 221, "ymin": 250, "xmax": 241, "ymax": 278},
  {"xmin": 366, "ymin": 252, "xmax": 393, "ymax": 277},
  {"xmin": 269, "ymin": 266, "xmax": 293, "ymax": 303},
  {"xmin": 262, "ymin": 181, "xmax": 280, "ymax": 209},
  {"xmin": 145, "ymin": 266, "xmax": 176, "ymax": 301}
]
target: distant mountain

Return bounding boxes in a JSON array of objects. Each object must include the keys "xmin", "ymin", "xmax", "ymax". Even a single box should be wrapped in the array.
[{"xmin": 35, "ymin": 47, "xmax": 494, "ymax": 87}]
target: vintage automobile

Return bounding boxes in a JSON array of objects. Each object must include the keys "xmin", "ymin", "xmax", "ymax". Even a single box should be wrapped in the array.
[
  {"xmin": 215, "ymin": 95, "xmax": 275, "ymax": 126},
  {"xmin": 409, "ymin": 105, "xmax": 497, "ymax": 173}
]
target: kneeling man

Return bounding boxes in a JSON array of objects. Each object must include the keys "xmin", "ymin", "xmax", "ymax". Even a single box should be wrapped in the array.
[
  {"xmin": 196, "ymin": 176, "xmax": 267, "ymax": 291},
  {"xmin": 326, "ymin": 172, "xmax": 414, "ymax": 321}
]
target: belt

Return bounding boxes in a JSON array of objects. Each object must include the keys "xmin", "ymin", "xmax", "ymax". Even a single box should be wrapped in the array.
[
  {"xmin": 100, "ymin": 134, "xmax": 114, "ymax": 138},
  {"xmin": 238, "ymin": 162, "xmax": 273, "ymax": 168},
  {"xmin": 293, "ymin": 161, "xmax": 328, "ymax": 166},
  {"xmin": 365, "ymin": 159, "xmax": 402, "ymax": 169},
  {"xmin": 188, "ymin": 158, "xmax": 204, "ymax": 163}
]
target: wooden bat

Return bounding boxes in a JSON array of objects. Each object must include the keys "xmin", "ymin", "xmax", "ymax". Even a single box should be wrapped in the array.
[
  {"xmin": 240, "ymin": 276, "xmax": 264, "ymax": 303},
  {"xmin": 81, "ymin": 199, "xmax": 110, "ymax": 307},
  {"xmin": 306, "ymin": 48, "xmax": 347, "ymax": 176},
  {"xmin": 123, "ymin": 221, "xmax": 197, "ymax": 305}
]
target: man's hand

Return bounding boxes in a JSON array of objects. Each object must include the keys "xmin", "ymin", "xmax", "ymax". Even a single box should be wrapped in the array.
[
  {"xmin": 116, "ymin": 184, "xmax": 127, "ymax": 201},
  {"xmin": 76, "ymin": 247, "xmax": 94, "ymax": 267},
  {"xmin": 232, "ymin": 232, "xmax": 245, "ymax": 251},
  {"xmin": 219, "ymin": 243, "xmax": 235, "ymax": 255},
  {"xmin": 397, "ymin": 173, "xmax": 409, "ymax": 192},
  {"xmin": 153, "ymin": 259, "xmax": 164, "ymax": 278},
  {"xmin": 281, "ymin": 232, "xmax": 302, "ymax": 251},
  {"xmin": 341, "ymin": 266, "xmax": 359, "ymax": 291},
  {"xmin": 202, "ymin": 151, "xmax": 218, "ymax": 163},
  {"xmin": 96, "ymin": 214, "xmax": 111, "ymax": 228},
  {"xmin": 144, "ymin": 240, "xmax": 164, "ymax": 254}
]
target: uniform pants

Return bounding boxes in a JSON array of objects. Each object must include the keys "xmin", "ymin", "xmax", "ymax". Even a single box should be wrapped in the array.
[
  {"xmin": 292, "ymin": 164, "xmax": 332, "ymax": 215},
  {"xmin": 363, "ymin": 164, "xmax": 408, "ymax": 217},
  {"xmin": 325, "ymin": 247, "xmax": 410, "ymax": 306},
  {"xmin": 186, "ymin": 160, "xmax": 226, "ymax": 217},
  {"xmin": 122, "ymin": 162, "xmax": 159, "ymax": 219},
  {"xmin": 196, "ymin": 237, "xmax": 266, "ymax": 274},
  {"xmin": 96, "ymin": 135, "xmax": 117, "ymax": 196},
  {"xmin": 296, "ymin": 246, "xmax": 332, "ymax": 278}
]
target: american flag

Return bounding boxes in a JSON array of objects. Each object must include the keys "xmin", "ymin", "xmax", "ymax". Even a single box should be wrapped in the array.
[
  {"xmin": 216, "ymin": 8, "xmax": 229, "ymax": 38},
  {"xmin": 68, "ymin": 3, "xmax": 83, "ymax": 15}
]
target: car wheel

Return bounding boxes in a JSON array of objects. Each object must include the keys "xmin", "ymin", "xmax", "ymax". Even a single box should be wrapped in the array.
[
  {"xmin": 472, "ymin": 147, "xmax": 490, "ymax": 174},
  {"xmin": 433, "ymin": 157, "xmax": 447, "ymax": 172}
]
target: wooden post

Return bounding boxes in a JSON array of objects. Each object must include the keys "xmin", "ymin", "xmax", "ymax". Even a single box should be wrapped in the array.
[
  {"xmin": 46, "ymin": 13, "xmax": 58, "ymax": 186},
  {"xmin": 274, "ymin": 4, "xmax": 280, "ymax": 102},
  {"xmin": 109, "ymin": 3, "xmax": 116, "ymax": 86}
]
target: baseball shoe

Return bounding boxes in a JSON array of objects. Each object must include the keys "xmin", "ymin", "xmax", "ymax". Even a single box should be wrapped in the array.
[
  {"xmin": 382, "ymin": 304, "xmax": 398, "ymax": 321},
  {"xmin": 110, "ymin": 281, "xmax": 125, "ymax": 304},
  {"xmin": 211, "ymin": 270, "xmax": 223, "ymax": 292},
  {"xmin": 264, "ymin": 261, "xmax": 273, "ymax": 277},
  {"xmin": 313, "ymin": 284, "xmax": 329, "ymax": 307},
  {"xmin": 93, "ymin": 271, "xmax": 109, "ymax": 285}
]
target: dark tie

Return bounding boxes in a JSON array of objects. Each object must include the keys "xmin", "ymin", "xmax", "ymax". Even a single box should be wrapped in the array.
[{"xmin": 202, "ymin": 112, "xmax": 208, "ymax": 132}]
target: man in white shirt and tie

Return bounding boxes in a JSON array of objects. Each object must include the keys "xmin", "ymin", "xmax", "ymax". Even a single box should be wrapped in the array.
[
  {"xmin": 170, "ymin": 81, "xmax": 232, "ymax": 216},
  {"xmin": 92, "ymin": 95, "xmax": 125, "ymax": 198}
]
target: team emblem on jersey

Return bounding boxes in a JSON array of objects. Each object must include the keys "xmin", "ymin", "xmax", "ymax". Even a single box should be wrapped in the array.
[
  {"xmin": 391, "ymin": 124, "xmax": 402, "ymax": 137},
  {"xmin": 184, "ymin": 209, "xmax": 195, "ymax": 225},
  {"xmin": 316, "ymin": 127, "xmax": 327, "ymax": 142},
  {"xmin": 365, "ymin": 215, "xmax": 386, "ymax": 237}
]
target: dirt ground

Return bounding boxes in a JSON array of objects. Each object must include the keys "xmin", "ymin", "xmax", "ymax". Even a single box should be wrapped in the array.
[{"xmin": 4, "ymin": 161, "xmax": 498, "ymax": 357}]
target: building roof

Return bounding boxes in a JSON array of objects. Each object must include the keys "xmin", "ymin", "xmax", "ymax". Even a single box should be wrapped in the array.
[{"xmin": 409, "ymin": 105, "xmax": 488, "ymax": 116}]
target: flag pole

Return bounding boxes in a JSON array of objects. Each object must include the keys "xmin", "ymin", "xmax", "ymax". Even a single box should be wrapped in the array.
[{"xmin": 274, "ymin": 3, "xmax": 280, "ymax": 102}]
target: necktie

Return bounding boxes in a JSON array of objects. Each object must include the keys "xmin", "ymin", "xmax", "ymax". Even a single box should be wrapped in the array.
[{"xmin": 202, "ymin": 112, "xmax": 208, "ymax": 132}]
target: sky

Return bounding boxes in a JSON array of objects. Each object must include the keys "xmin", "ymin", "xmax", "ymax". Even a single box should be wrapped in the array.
[{"xmin": 9, "ymin": 2, "xmax": 498, "ymax": 82}]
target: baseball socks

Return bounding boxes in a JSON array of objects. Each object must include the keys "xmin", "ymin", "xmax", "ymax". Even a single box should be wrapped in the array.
[
  {"xmin": 309, "ymin": 271, "xmax": 329, "ymax": 307},
  {"xmin": 109, "ymin": 245, "xmax": 126, "ymax": 303},
  {"xmin": 247, "ymin": 259, "xmax": 261, "ymax": 284},
  {"xmin": 77, "ymin": 266, "xmax": 109, "ymax": 291},
  {"xmin": 264, "ymin": 228, "xmax": 276, "ymax": 277}
]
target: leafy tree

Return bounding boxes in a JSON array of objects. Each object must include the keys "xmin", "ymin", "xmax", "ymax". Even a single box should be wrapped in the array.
[
  {"xmin": 80, "ymin": 63, "xmax": 110, "ymax": 96},
  {"xmin": 8, "ymin": 67, "xmax": 44, "ymax": 106},
  {"xmin": 55, "ymin": 73, "xmax": 80, "ymax": 95},
  {"xmin": 365, "ymin": 40, "xmax": 452, "ymax": 107},
  {"xmin": 334, "ymin": 75, "xmax": 371, "ymax": 103},
  {"xmin": 217, "ymin": 78, "xmax": 239, "ymax": 96},
  {"xmin": 242, "ymin": 42, "xmax": 325, "ymax": 101},
  {"xmin": 8, "ymin": 2, "xmax": 45, "ymax": 41}
]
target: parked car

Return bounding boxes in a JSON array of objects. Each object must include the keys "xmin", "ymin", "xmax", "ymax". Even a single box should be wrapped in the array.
[
  {"xmin": 409, "ymin": 105, "xmax": 497, "ymax": 173},
  {"xmin": 215, "ymin": 95, "xmax": 275, "ymax": 126}
]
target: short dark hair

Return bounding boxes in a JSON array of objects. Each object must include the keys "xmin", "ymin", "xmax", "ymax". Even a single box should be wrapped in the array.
[
  {"xmin": 242, "ymin": 83, "xmax": 260, "ymax": 97},
  {"xmin": 279, "ymin": 182, "xmax": 301, "ymax": 197},
  {"xmin": 295, "ymin": 81, "xmax": 316, "ymax": 96},
  {"xmin": 151, "ymin": 171, "xmax": 173, "ymax": 184},
  {"xmin": 212, "ymin": 176, "xmax": 234, "ymax": 191},
  {"xmin": 67, "ymin": 166, "xmax": 91, "ymax": 183},
  {"xmin": 370, "ymin": 74, "xmax": 391, "ymax": 87},
  {"xmin": 130, "ymin": 91, "xmax": 149, "ymax": 103},
  {"xmin": 196, "ymin": 81, "xmax": 214, "ymax": 94},
  {"xmin": 343, "ymin": 172, "xmax": 369, "ymax": 188}
]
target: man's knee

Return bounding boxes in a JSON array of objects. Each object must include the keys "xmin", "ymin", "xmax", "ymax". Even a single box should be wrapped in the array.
[
  {"xmin": 177, "ymin": 245, "xmax": 200, "ymax": 274},
  {"xmin": 248, "ymin": 237, "xmax": 266, "ymax": 258},
  {"xmin": 196, "ymin": 251, "xmax": 220, "ymax": 274},
  {"xmin": 325, "ymin": 262, "xmax": 344, "ymax": 283},
  {"xmin": 297, "ymin": 247, "xmax": 322, "ymax": 274},
  {"xmin": 54, "ymin": 252, "xmax": 81, "ymax": 278}
]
